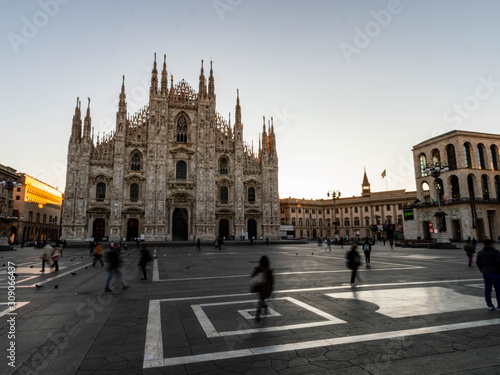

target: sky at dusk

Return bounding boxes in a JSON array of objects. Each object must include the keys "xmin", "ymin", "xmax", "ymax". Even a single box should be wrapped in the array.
[{"xmin": 2, "ymin": 0, "xmax": 500, "ymax": 200}]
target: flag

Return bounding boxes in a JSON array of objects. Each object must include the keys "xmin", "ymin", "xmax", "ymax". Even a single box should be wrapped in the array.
[{"xmin": 381, "ymin": 169, "xmax": 386, "ymax": 178}]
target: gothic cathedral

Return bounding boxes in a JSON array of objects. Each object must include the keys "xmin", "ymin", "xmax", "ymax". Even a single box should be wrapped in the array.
[{"xmin": 61, "ymin": 55, "xmax": 280, "ymax": 242}]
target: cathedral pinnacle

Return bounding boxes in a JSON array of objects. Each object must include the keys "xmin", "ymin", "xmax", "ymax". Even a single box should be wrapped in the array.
[
  {"xmin": 161, "ymin": 54, "xmax": 168, "ymax": 95},
  {"xmin": 83, "ymin": 97, "xmax": 91, "ymax": 139},
  {"xmin": 198, "ymin": 59, "xmax": 207, "ymax": 99},
  {"xmin": 208, "ymin": 60, "xmax": 215, "ymax": 99},
  {"xmin": 150, "ymin": 53, "xmax": 158, "ymax": 96},
  {"xmin": 119, "ymin": 75, "xmax": 127, "ymax": 113},
  {"xmin": 235, "ymin": 89, "xmax": 241, "ymax": 125}
]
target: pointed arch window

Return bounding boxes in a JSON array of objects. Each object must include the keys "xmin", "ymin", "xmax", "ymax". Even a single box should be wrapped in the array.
[
  {"xmin": 130, "ymin": 183, "xmax": 139, "ymax": 202},
  {"xmin": 446, "ymin": 144, "xmax": 457, "ymax": 170},
  {"xmin": 96, "ymin": 182, "xmax": 106, "ymax": 201},
  {"xmin": 248, "ymin": 187, "xmax": 255, "ymax": 202},
  {"xmin": 220, "ymin": 186, "xmax": 228, "ymax": 203},
  {"xmin": 419, "ymin": 154, "xmax": 428, "ymax": 177},
  {"xmin": 131, "ymin": 152, "xmax": 141, "ymax": 171},
  {"xmin": 490, "ymin": 145, "xmax": 499, "ymax": 171},
  {"xmin": 219, "ymin": 157, "xmax": 228, "ymax": 174},
  {"xmin": 176, "ymin": 115, "xmax": 188, "ymax": 143},
  {"xmin": 464, "ymin": 143, "xmax": 473, "ymax": 168},
  {"xmin": 176, "ymin": 160, "xmax": 187, "ymax": 179}
]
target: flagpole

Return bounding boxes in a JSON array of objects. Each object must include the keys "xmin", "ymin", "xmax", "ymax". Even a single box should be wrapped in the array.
[{"xmin": 386, "ymin": 171, "xmax": 388, "ymax": 191}]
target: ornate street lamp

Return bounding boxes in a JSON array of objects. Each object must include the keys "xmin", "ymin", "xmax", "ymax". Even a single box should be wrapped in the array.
[
  {"xmin": 1, "ymin": 180, "xmax": 21, "ymax": 242},
  {"xmin": 327, "ymin": 190, "xmax": 341, "ymax": 238},
  {"xmin": 423, "ymin": 163, "xmax": 449, "ymax": 234}
]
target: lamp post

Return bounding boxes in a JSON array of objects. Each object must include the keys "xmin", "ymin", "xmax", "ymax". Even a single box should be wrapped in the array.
[
  {"xmin": 327, "ymin": 190, "xmax": 341, "ymax": 239},
  {"xmin": 423, "ymin": 163, "xmax": 449, "ymax": 240},
  {"xmin": 1, "ymin": 180, "xmax": 21, "ymax": 246}
]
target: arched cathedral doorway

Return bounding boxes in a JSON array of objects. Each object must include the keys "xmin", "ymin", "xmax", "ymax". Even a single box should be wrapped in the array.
[
  {"xmin": 247, "ymin": 219, "xmax": 257, "ymax": 240},
  {"xmin": 219, "ymin": 219, "xmax": 229, "ymax": 240},
  {"xmin": 172, "ymin": 208, "xmax": 189, "ymax": 241},
  {"xmin": 127, "ymin": 219, "xmax": 139, "ymax": 241},
  {"xmin": 92, "ymin": 219, "xmax": 105, "ymax": 241}
]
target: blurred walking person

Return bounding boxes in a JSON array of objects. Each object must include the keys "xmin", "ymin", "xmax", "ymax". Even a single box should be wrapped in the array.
[
  {"xmin": 139, "ymin": 245, "xmax": 152, "ymax": 280},
  {"xmin": 104, "ymin": 246, "xmax": 129, "ymax": 292},
  {"xmin": 463, "ymin": 239, "xmax": 475, "ymax": 267},
  {"xmin": 250, "ymin": 255, "xmax": 274, "ymax": 322},
  {"xmin": 476, "ymin": 239, "xmax": 500, "ymax": 311},
  {"xmin": 346, "ymin": 244, "xmax": 361, "ymax": 286}
]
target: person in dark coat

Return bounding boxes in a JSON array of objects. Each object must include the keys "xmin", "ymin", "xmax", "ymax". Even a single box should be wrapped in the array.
[
  {"xmin": 105, "ymin": 247, "xmax": 129, "ymax": 292},
  {"xmin": 250, "ymin": 255, "xmax": 274, "ymax": 322},
  {"xmin": 346, "ymin": 244, "xmax": 361, "ymax": 286},
  {"xmin": 362, "ymin": 240, "xmax": 372, "ymax": 268},
  {"xmin": 138, "ymin": 245, "xmax": 152, "ymax": 280},
  {"xmin": 476, "ymin": 239, "xmax": 500, "ymax": 310}
]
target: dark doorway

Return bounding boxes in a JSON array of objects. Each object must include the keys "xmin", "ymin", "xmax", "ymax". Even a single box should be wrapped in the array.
[
  {"xmin": 172, "ymin": 208, "xmax": 188, "ymax": 241},
  {"xmin": 451, "ymin": 220, "xmax": 461, "ymax": 241},
  {"xmin": 422, "ymin": 221, "xmax": 431, "ymax": 240},
  {"xmin": 127, "ymin": 219, "xmax": 139, "ymax": 241},
  {"xmin": 247, "ymin": 219, "xmax": 257, "ymax": 240},
  {"xmin": 476, "ymin": 219, "xmax": 485, "ymax": 242},
  {"xmin": 219, "ymin": 219, "xmax": 229, "ymax": 240},
  {"xmin": 93, "ymin": 219, "xmax": 105, "ymax": 241}
]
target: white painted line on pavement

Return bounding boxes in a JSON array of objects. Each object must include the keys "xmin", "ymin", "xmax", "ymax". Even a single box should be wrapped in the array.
[
  {"xmin": 157, "ymin": 318, "xmax": 500, "ymax": 367},
  {"xmin": 156, "ymin": 278, "xmax": 482, "ymax": 303},
  {"xmin": 17, "ymin": 262, "xmax": 92, "ymax": 287},
  {"xmin": 152, "ymin": 259, "xmax": 159, "ymax": 282},
  {"xmin": 192, "ymin": 305, "xmax": 219, "ymax": 337},
  {"xmin": 143, "ymin": 300, "xmax": 164, "ymax": 369},
  {"xmin": 0, "ymin": 302, "xmax": 29, "ymax": 317}
]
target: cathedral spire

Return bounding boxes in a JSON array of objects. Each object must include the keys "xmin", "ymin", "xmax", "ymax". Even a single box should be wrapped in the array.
[
  {"xmin": 235, "ymin": 89, "xmax": 241, "ymax": 125},
  {"xmin": 71, "ymin": 97, "xmax": 82, "ymax": 142},
  {"xmin": 161, "ymin": 54, "xmax": 168, "ymax": 95},
  {"xmin": 83, "ymin": 97, "xmax": 91, "ymax": 139},
  {"xmin": 261, "ymin": 116, "xmax": 268, "ymax": 156},
  {"xmin": 119, "ymin": 75, "xmax": 127, "ymax": 113},
  {"xmin": 150, "ymin": 53, "xmax": 158, "ymax": 96},
  {"xmin": 198, "ymin": 59, "xmax": 207, "ymax": 99},
  {"xmin": 208, "ymin": 60, "xmax": 215, "ymax": 99}
]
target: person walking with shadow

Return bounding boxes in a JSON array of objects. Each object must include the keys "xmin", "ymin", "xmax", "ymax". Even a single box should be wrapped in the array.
[
  {"xmin": 250, "ymin": 255, "xmax": 274, "ymax": 322},
  {"xmin": 346, "ymin": 244, "xmax": 361, "ymax": 286},
  {"xmin": 476, "ymin": 239, "xmax": 500, "ymax": 311},
  {"xmin": 196, "ymin": 238, "xmax": 201, "ymax": 251},
  {"xmin": 105, "ymin": 246, "xmax": 129, "ymax": 292},
  {"xmin": 139, "ymin": 245, "xmax": 152, "ymax": 280},
  {"xmin": 362, "ymin": 239, "xmax": 372, "ymax": 268}
]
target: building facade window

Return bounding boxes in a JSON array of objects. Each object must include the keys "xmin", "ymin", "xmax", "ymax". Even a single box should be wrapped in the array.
[
  {"xmin": 450, "ymin": 175, "xmax": 460, "ymax": 199},
  {"xmin": 96, "ymin": 182, "xmax": 106, "ymax": 200},
  {"xmin": 248, "ymin": 187, "xmax": 255, "ymax": 202},
  {"xmin": 130, "ymin": 183, "xmax": 139, "ymax": 201},
  {"xmin": 131, "ymin": 152, "xmax": 141, "ymax": 171},
  {"xmin": 495, "ymin": 176, "xmax": 500, "ymax": 200},
  {"xmin": 386, "ymin": 204, "xmax": 391, "ymax": 210},
  {"xmin": 490, "ymin": 145, "xmax": 499, "ymax": 171},
  {"xmin": 446, "ymin": 144, "xmax": 457, "ymax": 170},
  {"xmin": 477, "ymin": 144, "xmax": 487, "ymax": 169},
  {"xmin": 344, "ymin": 218, "xmax": 350, "ymax": 226},
  {"xmin": 432, "ymin": 148, "xmax": 441, "ymax": 166},
  {"xmin": 220, "ymin": 186, "xmax": 228, "ymax": 202},
  {"xmin": 481, "ymin": 175, "xmax": 490, "ymax": 200},
  {"xmin": 464, "ymin": 143, "xmax": 473, "ymax": 168},
  {"xmin": 176, "ymin": 160, "xmax": 187, "ymax": 179},
  {"xmin": 176, "ymin": 115, "xmax": 188, "ymax": 143},
  {"xmin": 467, "ymin": 174, "xmax": 475, "ymax": 199},
  {"xmin": 219, "ymin": 157, "xmax": 228, "ymax": 174},
  {"xmin": 419, "ymin": 154, "xmax": 428, "ymax": 177}
]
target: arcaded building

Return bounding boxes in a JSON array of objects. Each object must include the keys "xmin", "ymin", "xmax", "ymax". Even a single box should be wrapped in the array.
[
  {"xmin": 405, "ymin": 130, "xmax": 500, "ymax": 241},
  {"xmin": 61, "ymin": 55, "xmax": 280, "ymax": 242}
]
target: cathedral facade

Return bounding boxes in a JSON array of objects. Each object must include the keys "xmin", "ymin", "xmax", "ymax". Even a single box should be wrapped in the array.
[{"xmin": 61, "ymin": 55, "xmax": 280, "ymax": 242}]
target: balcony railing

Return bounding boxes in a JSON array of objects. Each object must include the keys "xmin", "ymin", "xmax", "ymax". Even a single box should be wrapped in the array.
[{"xmin": 404, "ymin": 197, "xmax": 500, "ymax": 209}]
